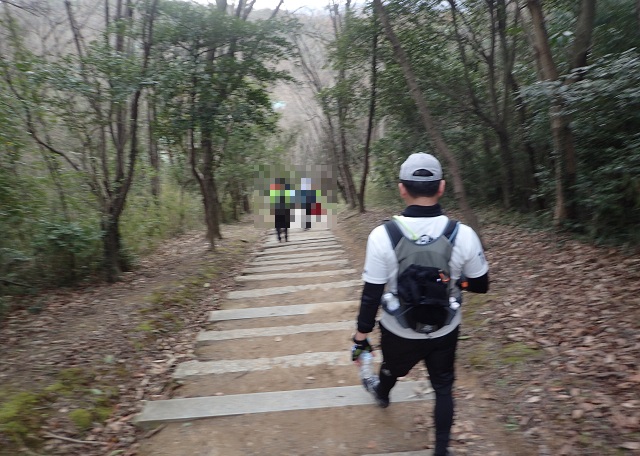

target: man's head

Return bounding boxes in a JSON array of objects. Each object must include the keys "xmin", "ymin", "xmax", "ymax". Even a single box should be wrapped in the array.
[{"xmin": 398, "ymin": 153, "xmax": 445, "ymax": 201}]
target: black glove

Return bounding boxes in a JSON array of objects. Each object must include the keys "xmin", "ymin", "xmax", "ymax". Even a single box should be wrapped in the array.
[{"xmin": 351, "ymin": 336, "xmax": 373, "ymax": 362}]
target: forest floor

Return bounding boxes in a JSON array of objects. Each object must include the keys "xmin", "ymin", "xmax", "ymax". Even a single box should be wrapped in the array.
[{"xmin": 0, "ymin": 207, "xmax": 639, "ymax": 456}]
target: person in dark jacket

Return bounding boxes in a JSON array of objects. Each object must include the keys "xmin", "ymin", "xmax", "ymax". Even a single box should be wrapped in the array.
[{"xmin": 270, "ymin": 178, "xmax": 291, "ymax": 242}]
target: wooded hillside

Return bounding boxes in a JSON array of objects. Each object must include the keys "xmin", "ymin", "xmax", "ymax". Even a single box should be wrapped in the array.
[{"xmin": 1, "ymin": 0, "xmax": 639, "ymax": 299}]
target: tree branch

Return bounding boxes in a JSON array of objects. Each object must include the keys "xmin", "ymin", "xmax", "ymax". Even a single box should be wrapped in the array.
[
  {"xmin": 0, "ymin": 278, "xmax": 30, "ymax": 287},
  {"xmin": 569, "ymin": 0, "xmax": 596, "ymax": 73},
  {"xmin": 43, "ymin": 432, "xmax": 107, "ymax": 446}
]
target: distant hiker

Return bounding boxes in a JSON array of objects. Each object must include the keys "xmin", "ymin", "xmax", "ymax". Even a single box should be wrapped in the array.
[
  {"xmin": 351, "ymin": 153, "xmax": 489, "ymax": 456},
  {"xmin": 300, "ymin": 177, "xmax": 317, "ymax": 230},
  {"xmin": 270, "ymin": 178, "xmax": 292, "ymax": 242}
]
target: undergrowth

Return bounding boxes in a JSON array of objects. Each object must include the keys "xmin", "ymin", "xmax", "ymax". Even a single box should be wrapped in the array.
[{"xmin": 0, "ymin": 367, "xmax": 119, "ymax": 453}]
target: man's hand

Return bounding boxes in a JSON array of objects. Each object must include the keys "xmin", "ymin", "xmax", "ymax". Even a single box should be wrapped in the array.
[{"xmin": 351, "ymin": 336, "xmax": 373, "ymax": 362}]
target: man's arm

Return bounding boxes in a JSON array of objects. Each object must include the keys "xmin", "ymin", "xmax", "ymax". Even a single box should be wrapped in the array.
[
  {"xmin": 466, "ymin": 272, "xmax": 489, "ymax": 293},
  {"xmin": 354, "ymin": 282, "xmax": 385, "ymax": 341}
]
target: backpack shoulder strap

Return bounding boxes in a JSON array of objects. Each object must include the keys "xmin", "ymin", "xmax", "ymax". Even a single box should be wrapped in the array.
[
  {"xmin": 442, "ymin": 219, "xmax": 459, "ymax": 244},
  {"xmin": 385, "ymin": 218, "xmax": 460, "ymax": 248},
  {"xmin": 383, "ymin": 219, "xmax": 404, "ymax": 249}
]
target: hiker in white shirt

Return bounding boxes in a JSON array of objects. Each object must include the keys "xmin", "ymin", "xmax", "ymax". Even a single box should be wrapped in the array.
[{"xmin": 351, "ymin": 153, "xmax": 489, "ymax": 456}]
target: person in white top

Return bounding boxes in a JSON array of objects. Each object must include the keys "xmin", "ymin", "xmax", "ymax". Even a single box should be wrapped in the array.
[{"xmin": 351, "ymin": 153, "xmax": 489, "ymax": 456}]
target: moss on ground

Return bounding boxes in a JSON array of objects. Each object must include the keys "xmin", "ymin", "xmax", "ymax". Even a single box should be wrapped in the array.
[
  {"xmin": 131, "ymin": 243, "xmax": 242, "ymax": 344},
  {"xmin": 0, "ymin": 390, "xmax": 47, "ymax": 447},
  {"xmin": 0, "ymin": 366, "xmax": 118, "ymax": 452},
  {"xmin": 69, "ymin": 408, "xmax": 93, "ymax": 430},
  {"xmin": 501, "ymin": 342, "xmax": 542, "ymax": 365},
  {"xmin": 1, "ymin": 222, "xmax": 260, "ymax": 454}
]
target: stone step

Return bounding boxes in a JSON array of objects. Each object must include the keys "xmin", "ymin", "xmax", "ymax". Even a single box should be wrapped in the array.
[
  {"xmin": 248, "ymin": 253, "xmax": 341, "ymax": 267},
  {"xmin": 134, "ymin": 381, "xmax": 433, "ymax": 428},
  {"xmin": 236, "ymin": 269, "xmax": 356, "ymax": 282},
  {"xmin": 226, "ymin": 279, "xmax": 361, "ymax": 299},
  {"xmin": 251, "ymin": 249, "xmax": 342, "ymax": 261},
  {"xmin": 174, "ymin": 350, "xmax": 380, "ymax": 379},
  {"xmin": 262, "ymin": 237, "xmax": 337, "ymax": 248},
  {"xmin": 254, "ymin": 243, "xmax": 340, "ymax": 256},
  {"xmin": 209, "ymin": 300, "xmax": 358, "ymax": 321},
  {"xmin": 242, "ymin": 258, "xmax": 350, "ymax": 274},
  {"xmin": 264, "ymin": 230, "xmax": 333, "ymax": 241},
  {"xmin": 197, "ymin": 321, "xmax": 354, "ymax": 344}
]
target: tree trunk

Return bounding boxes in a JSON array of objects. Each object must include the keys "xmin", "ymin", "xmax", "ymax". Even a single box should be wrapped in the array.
[
  {"xmin": 496, "ymin": 0, "xmax": 517, "ymax": 208},
  {"xmin": 358, "ymin": 15, "xmax": 378, "ymax": 214},
  {"xmin": 198, "ymin": 132, "xmax": 223, "ymax": 247},
  {"xmin": 104, "ymin": 0, "xmax": 156, "ymax": 280},
  {"xmin": 527, "ymin": 0, "xmax": 594, "ymax": 225},
  {"xmin": 230, "ymin": 180, "xmax": 241, "ymax": 221},
  {"xmin": 148, "ymin": 96, "xmax": 160, "ymax": 201},
  {"xmin": 508, "ymin": 72, "xmax": 543, "ymax": 210},
  {"xmin": 570, "ymin": 0, "xmax": 597, "ymax": 72},
  {"xmin": 527, "ymin": 0, "xmax": 574, "ymax": 224},
  {"xmin": 496, "ymin": 127, "xmax": 514, "ymax": 209},
  {"xmin": 102, "ymin": 214, "xmax": 123, "ymax": 283},
  {"xmin": 372, "ymin": 0, "xmax": 483, "ymax": 242},
  {"xmin": 102, "ymin": 0, "xmax": 130, "ymax": 282},
  {"xmin": 330, "ymin": 0, "xmax": 358, "ymax": 210},
  {"xmin": 449, "ymin": 0, "xmax": 514, "ymax": 210},
  {"xmin": 338, "ymin": 121, "xmax": 358, "ymax": 210},
  {"xmin": 242, "ymin": 190, "xmax": 251, "ymax": 213},
  {"xmin": 485, "ymin": 0, "xmax": 513, "ymax": 209},
  {"xmin": 323, "ymin": 113, "xmax": 353, "ymax": 207},
  {"xmin": 481, "ymin": 134, "xmax": 498, "ymax": 201}
]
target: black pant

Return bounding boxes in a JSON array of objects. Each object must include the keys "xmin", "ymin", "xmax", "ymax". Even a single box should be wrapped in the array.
[
  {"xmin": 276, "ymin": 227, "xmax": 288, "ymax": 241},
  {"xmin": 377, "ymin": 324, "xmax": 459, "ymax": 456},
  {"xmin": 304, "ymin": 203, "xmax": 312, "ymax": 229},
  {"xmin": 274, "ymin": 211, "xmax": 289, "ymax": 241}
]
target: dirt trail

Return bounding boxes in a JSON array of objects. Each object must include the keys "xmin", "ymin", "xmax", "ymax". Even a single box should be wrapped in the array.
[
  {"xmin": 334, "ymin": 208, "xmax": 640, "ymax": 456},
  {"xmin": 1, "ymin": 210, "xmax": 638, "ymax": 456},
  {"xmin": 136, "ymin": 224, "xmax": 535, "ymax": 456}
]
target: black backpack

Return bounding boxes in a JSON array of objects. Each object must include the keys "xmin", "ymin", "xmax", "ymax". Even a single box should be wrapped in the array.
[{"xmin": 383, "ymin": 217, "xmax": 460, "ymax": 333}]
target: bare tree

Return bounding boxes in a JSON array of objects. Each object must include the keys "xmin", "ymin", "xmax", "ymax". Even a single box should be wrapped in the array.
[
  {"xmin": 372, "ymin": 0, "xmax": 483, "ymax": 241},
  {"xmin": 328, "ymin": 0, "xmax": 358, "ymax": 209},
  {"xmin": 292, "ymin": 27, "xmax": 353, "ymax": 205},
  {"xmin": 358, "ymin": 11, "xmax": 378, "ymax": 213}
]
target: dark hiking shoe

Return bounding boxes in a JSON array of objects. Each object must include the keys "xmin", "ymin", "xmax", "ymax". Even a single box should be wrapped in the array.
[{"xmin": 371, "ymin": 384, "xmax": 389, "ymax": 409}]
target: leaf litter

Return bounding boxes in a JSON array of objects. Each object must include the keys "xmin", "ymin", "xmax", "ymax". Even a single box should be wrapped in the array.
[
  {"xmin": 1, "ymin": 209, "xmax": 638, "ymax": 456},
  {"xmin": 0, "ymin": 220, "xmax": 263, "ymax": 456},
  {"xmin": 334, "ymin": 208, "xmax": 640, "ymax": 456}
]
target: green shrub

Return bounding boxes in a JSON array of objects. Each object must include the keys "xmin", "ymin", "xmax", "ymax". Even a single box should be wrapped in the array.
[
  {"xmin": 120, "ymin": 179, "xmax": 203, "ymax": 256},
  {"xmin": 31, "ymin": 218, "xmax": 101, "ymax": 286}
]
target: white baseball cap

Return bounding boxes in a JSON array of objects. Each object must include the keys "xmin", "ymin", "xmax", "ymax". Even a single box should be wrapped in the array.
[{"xmin": 399, "ymin": 153, "xmax": 442, "ymax": 182}]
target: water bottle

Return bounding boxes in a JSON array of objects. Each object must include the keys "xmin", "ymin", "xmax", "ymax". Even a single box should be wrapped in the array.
[
  {"xmin": 383, "ymin": 292, "xmax": 400, "ymax": 312},
  {"xmin": 358, "ymin": 351, "xmax": 379, "ymax": 393}
]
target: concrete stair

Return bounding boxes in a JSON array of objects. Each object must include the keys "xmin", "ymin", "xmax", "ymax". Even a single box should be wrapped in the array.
[{"xmin": 134, "ymin": 227, "xmax": 434, "ymax": 455}]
